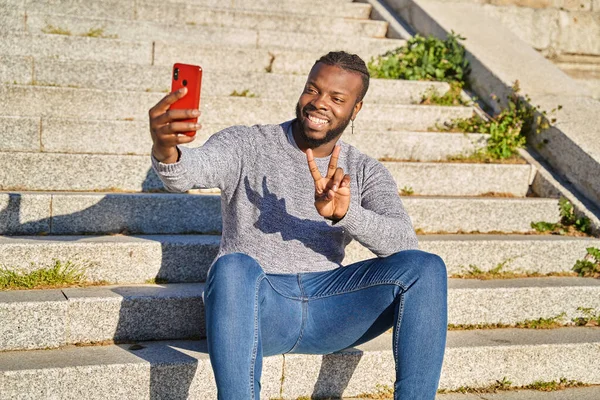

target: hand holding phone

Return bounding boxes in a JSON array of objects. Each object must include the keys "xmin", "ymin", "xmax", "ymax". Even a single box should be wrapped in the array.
[
  {"xmin": 148, "ymin": 63, "xmax": 203, "ymax": 163},
  {"xmin": 169, "ymin": 63, "xmax": 203, "ymax": 137}
]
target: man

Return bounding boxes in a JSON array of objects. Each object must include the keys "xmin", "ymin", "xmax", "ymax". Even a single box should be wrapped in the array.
[{"xmin": 149, "ymin": 51, "xmax": 447, "ymax": 400}]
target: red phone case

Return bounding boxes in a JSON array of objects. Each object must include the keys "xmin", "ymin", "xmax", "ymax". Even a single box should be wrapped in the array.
[{"xmin": 170, "ymin": 63, "xmax": 203, "ymax": 137}]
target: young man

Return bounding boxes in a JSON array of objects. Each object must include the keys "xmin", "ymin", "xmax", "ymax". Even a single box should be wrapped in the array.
[{"xmin": 149, "ymin": 51, "xmax": 447, "ymax": 400}]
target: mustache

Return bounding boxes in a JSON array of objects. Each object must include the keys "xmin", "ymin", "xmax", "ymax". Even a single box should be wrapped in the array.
[{"xmin": 302, "ymin": 104, "xmax": 329, "ymax": 119}]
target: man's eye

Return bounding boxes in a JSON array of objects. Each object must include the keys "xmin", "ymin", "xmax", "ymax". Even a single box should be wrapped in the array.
[{"xmin": 334, "ymin": 98, "xmax": 343, "ymax": 103}]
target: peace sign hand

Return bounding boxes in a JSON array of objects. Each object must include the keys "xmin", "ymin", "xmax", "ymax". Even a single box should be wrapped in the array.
[{"xmin": 306, "ymin": 145, "xmax": 351, "ymax": 221}]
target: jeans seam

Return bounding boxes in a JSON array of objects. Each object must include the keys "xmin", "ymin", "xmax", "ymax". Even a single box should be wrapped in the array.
[
  {"xmin": 262, "ymin": 275, "xmax": 303, "ymax": 300},
  {"xmin": 394, "ymin": 292, "xmax": 405, "ymax": 374},
  {"xmin": 286, "ymin": 274, "xmax": 307, "ymax": 354},
  {"xmin": 308, "ymin": 279, "xmax": 407, "ymax": 300},
  {"xmin": 250, "ymin": 274, "xmax": 266, "ymax": 399}
]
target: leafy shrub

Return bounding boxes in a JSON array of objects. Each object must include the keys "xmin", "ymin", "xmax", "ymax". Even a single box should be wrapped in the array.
[{"xmin": 368, "ymin": 31, "xmax": 470, "ymax": 83}]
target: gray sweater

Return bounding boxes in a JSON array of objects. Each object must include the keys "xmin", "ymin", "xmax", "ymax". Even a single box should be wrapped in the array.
[{"xmin": 151, "ymin": 120, "xmax": 418, "ymax": 274}]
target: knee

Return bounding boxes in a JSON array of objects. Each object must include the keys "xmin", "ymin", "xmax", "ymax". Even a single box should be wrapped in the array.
[
  {"xmin": 389, "ymin": 250, "xmax": 447, "ymax": 285},
  {"xmin": 206, "ymin": 253, "xmax": 265, "ymax": 293}
]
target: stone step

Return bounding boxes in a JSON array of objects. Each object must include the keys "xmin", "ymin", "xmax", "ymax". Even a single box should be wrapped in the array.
[
  {"xmin": 0, "ymin": 116, "xmax": 486, "ymax": 160},
  {"xmin": 0, "ymin": 327, "xmax": 599, "ymax": 398},
  {"xmin": 1, "ymin": 57, "xmax": 449, "ymax": 104},
  {"xmin": 20, "ymin": 13, "xmax": 400, "ymax": 54},
  {"xmin": 18, "ymin": 0, "xmax": 370, "ymax": 20},
  {"xmin": 0, "ymin": 151, "xmax": 533, "ymax": 194},
  {"xmin": 1, "ymin": 234, "xmax": 596, "ymax": 284},
  {"xmin": 435, "ymin": 387, "xmax": 600, "ymax": 400},
  {"xmin": 1, "ymin": 278, "xmax": 599, "ymax": 352},
  {"xmin": 0, "ymin": 33, "xmax": 390, "ymax": 74},
  {"xmin": 0, "ymin": 192, "xmax": 557, "ymax": 236},
  {"xmin": 0, "ymin": 85, "xmax": 474, "ymax": 129},
  {"xmin": 2, "ymin": 7, "xmax": 389, "ymax": 38}
]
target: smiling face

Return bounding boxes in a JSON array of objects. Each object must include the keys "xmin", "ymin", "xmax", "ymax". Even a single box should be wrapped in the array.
[{"xmin": 293, "ymin": 63, "xmax": 364, "ymax": 151}]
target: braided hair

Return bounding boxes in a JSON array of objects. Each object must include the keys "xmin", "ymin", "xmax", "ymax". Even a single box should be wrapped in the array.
[{"xmin": 313, "ymin": 51, "xmax": 370, "ymax": 102}]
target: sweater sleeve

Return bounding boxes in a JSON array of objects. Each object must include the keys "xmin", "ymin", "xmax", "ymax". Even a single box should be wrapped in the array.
[
  {"xmin": 151, "ymin": 125, "xmax": 252, "ymax": 193},
  {"xmin": 334, "ymin": 158, "xmax": 418, "ymax": 257}
]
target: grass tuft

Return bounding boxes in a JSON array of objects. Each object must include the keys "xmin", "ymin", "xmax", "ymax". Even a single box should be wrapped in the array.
[
  {"xmin": 42, "ymin": 24, "xmax": 71, "ymax": 35},
  {"xmin": 0, "ymin": 260, "xmax": 97, "ymax": 290},
  {"xmin": 439, "ymin": 377, "xmax": 589, "ymax": 394},
  {"xmin": 230, "ymin": 89, "xmax": 257, "ymax": 98}
]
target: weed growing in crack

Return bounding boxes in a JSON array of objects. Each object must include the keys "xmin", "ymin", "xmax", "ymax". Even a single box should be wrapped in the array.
[
  {"xmin": 573, "ymin": 306, "xmax": 600, "ymax": 326},
  {"xmin": 419, "ymin": 81, "xmax": 471, "ymax": 106},
  {"xmin": 531, "ymin": 198, "xmax": 592, "ymax": 236},
  {"xmin": 42, "ymin": 24, "xmax": 71, "ymax": 35},
  {"xmin": 400, "ymin": 186, "xmax": 414, "ymax": 196},
  {"xmin": 573, "ymin": 248, "xmax": 600, "ymax": 277},
  {"xmin": 438, "ymin": 377, "xmax": 588, "ymax": 394},
  {"xmin": 230, "ymin": 89, "xmax": 257, "ymax": 98}
]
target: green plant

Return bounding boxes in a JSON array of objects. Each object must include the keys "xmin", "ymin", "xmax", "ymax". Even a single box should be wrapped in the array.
[
  {"xmin": 573, "ymin": 306, "xmax": 600, "ymax": 326},
  {"xmin": 523, "ymin": 378, "xmax": 587, "ymax": 391},
  {"xmin": 0, "ymin": 260, "xmax": 94, "ymax": 290},
  {"xmin": 419, "ymin": 81, "xmax": 470, "ymax": 106},
  {"xmin": 230, "ymin": 89, "xmax": 257, "ymax": 98},
  {"xmin": 531, "ymin": 198, "xmax": 592, "ymax": 236},
  {"xmin": 558, "ymin": 197, "xmax": 591, "ymax": 233},
  {"xmin": 400, "ymin": 186, "xmax": 414, "ymax": 196},
  {"xmin": 438, "ymin": 81, "xmax": 560, "ymax": 160},
  {"xmin": 42, "ymin": 24, "xmax": 71, "ymax": 35},
  {"xmin": 449, "ymin": 313, "xmax": 567, "ymax": 330},
  {"xmin": 368, "ymin": 31, "xmax": 470, "ymax": 83},
  {"xmin": 80, "ymin": 28, "xmax": 117, "ymax": 39},
  {"xmin": 573, "ymin": 247, "xmax": 600, "ymax": 277},
  {"xmin": 514, "ymin": 313, "xmax": 566, "ymax": 329}
]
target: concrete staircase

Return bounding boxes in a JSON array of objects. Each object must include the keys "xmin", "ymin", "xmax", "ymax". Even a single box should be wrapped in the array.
[{"xmin": 1, "ymin": 0, "xmax": 600, "ymax": 398}]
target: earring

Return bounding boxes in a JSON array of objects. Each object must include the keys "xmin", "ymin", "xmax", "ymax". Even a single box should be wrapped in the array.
[{"xmin": 351, "ymin": 119, "xmax": 354, "ymax": 135}]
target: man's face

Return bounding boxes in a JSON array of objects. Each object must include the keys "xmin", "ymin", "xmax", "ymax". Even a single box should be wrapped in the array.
[{"xmin": 295, "ymin": 63, "xmax": 364, "ymax": 148}]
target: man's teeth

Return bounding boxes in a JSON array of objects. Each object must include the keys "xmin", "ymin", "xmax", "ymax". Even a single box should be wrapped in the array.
[{"xmin": 307, "ymin": 114, "xmax": 328, "ymax": 124}]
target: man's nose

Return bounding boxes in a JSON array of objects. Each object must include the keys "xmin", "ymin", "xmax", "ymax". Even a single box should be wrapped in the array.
[{"xmin": 310, "ymin": 94, "xmax": 328, "ymax": 110}]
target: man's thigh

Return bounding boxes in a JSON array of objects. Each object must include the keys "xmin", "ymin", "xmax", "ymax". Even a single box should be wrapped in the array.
[{"xmin": 259, "ymin": 273, "xmax": 304, "ymax": 357}]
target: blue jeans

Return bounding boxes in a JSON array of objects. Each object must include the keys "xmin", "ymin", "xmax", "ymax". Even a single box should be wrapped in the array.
[{"xmin": 204, "ymin": 250, "xmax": 447, "ymax": 399}]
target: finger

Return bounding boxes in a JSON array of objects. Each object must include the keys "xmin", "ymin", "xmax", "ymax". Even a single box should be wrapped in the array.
[
  {"xmin": 340, "ymin": 174, "xmax": 351, "ymax": 188},
  {"xmin": 331, "ymin": 167, "xmax": 344, "ymax": 191},
  {"xmin": 155, "ymin": 121, "xmax": 202, "ymax": 137},
  {"xmin": 326, "ymin": 145, "xmax": 341, "ymax": 179},
  {"xmin": 306, "ymin": 148, "xmax": 322, "ymax": 182},
  {"xmin": 153, "ymin": 108, "xmax": 201, "ymax": 127},
  {"xmin": 149, "ymin": 87, "xmax": 188, "ymax": 119}
]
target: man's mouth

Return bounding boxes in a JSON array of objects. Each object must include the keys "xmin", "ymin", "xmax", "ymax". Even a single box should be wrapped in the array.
[{"xmin": 305, "ymin": 113, "xmax": 329, "ymax": 126}]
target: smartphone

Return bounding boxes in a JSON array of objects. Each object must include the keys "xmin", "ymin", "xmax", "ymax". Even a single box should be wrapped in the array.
[{"xmin": 170, "ymin": 63, "xmax": 203, "ymax": 137}]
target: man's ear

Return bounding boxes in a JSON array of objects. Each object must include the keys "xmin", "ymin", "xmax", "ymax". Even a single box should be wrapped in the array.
[{"xmin": 351, "ymin": 100, "xmax": 363, "ymax": 120}]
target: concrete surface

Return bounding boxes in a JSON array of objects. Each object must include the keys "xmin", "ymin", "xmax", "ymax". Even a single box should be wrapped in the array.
[
  {"xmin": 0, "ymin": 328, "xmax": 599, "ymax": 398},
  {"xmin": 2, "ymin": 234, "xmax": 598, "ymax": 283},
  {"xmin": 1, "ymin": 192, "xmax": 560, "ymax": 235}
]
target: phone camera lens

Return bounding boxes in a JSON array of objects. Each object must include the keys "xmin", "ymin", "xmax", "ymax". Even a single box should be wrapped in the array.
[
  {"xmin": 173, "ymin": 68, "xmax": 179, "ymax": 81},
  {"xmin": 182, "ymin": 79, "xmax": 188, "ymax": 86}
]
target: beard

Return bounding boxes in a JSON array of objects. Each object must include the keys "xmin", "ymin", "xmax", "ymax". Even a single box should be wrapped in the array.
[{"xmin": 295, "ymin": 102, "xmax": 353, "ymax": 148}]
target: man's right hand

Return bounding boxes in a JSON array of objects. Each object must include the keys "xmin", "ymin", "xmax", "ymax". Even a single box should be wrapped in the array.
[{"xmin": 149, "ymin": 87, "xmax": 202, "ymax": 164}]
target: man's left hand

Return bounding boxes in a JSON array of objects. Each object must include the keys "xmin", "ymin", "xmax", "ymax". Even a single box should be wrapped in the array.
[{"xmin": 306, "ymin": 145, "xmax": 351, "ymax": 221}]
